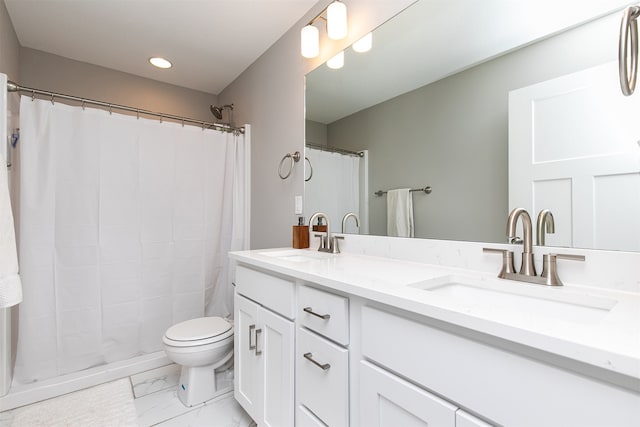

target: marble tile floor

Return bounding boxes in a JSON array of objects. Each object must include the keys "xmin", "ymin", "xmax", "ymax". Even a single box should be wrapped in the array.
[{"xmin": 2, "ymin": 364, "xmax": 254, "ymax": 427}]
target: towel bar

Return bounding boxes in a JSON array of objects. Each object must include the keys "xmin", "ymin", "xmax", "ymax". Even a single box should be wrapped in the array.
[{"xmin": 375, "ymin": 186, "xmax": 432, "ymax": 197}]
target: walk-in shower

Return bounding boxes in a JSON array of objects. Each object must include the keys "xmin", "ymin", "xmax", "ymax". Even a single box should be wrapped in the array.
[{"xmin": 0, "ymin": 79, "xmax": 249, "ymax": 410}]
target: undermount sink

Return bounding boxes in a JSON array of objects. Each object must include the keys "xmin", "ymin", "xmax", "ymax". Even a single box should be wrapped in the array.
[
  {"xmin": 409, "ymin": 275, "xmax": 617, "ymax": 324},
  {"xmin": 259, "ymin": 249, "xmax": 336, "ymax": 263}
]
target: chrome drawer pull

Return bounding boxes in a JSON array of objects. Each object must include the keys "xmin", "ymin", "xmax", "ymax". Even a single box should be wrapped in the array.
[
  {"xmin": 303, "ymin": 307, "xmax": 331, "ymax": 320},
  {"xmin": 255, "ymin": 328, "xmax": 263, "ymax": 356},
  {"xmin": 303, "ymin": 352, "xmax": 330, "ymax": 370},
  {"xmin": 249, "ymin": 324, "xmax": 256, "ymax": 351}
]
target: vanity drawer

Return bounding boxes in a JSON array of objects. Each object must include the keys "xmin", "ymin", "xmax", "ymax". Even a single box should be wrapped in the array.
[
  {"xmin": 297, "ymin": 327, "xmax": 348, "ymax": 427},
  {"xmin": 235, "ymin": 265, "xmax": 295, "ymax": 319},
  {"xmin": 296, "ymin": 405, "xmax": 329, "ymax": 427},
  {"xmin": 299, "ymin": 285, "xmax": 349, "ymax": 345}
]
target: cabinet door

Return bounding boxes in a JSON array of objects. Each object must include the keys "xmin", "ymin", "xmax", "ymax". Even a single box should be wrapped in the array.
[
  {"xmin": 456, "ymin": 410, "xmax": 493, "ymax": 427},
  {"xmin": 234, "ymin": 294, "xmax": 261, "ymax": 421},
  {"xmin": 260, "ymin": 307, "xmax": 294, "ymax": 427},
  {"xmin": 360, "ymin": 361, "xmax": 457, "ymax": 427}
]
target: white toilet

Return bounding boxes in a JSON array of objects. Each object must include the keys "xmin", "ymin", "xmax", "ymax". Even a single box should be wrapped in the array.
[{"xmin": 162, "ymin": 316, "xmax": 234, "ymax": 407}]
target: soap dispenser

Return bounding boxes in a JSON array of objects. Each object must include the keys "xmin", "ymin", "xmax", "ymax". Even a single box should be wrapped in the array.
[
  {"xmin": 312, "ymin": 217, "xmax": 327, "ymax": 232},
  {"xmin": 292, "ymin": 216, "xmax": 310, "ymax": 249}
]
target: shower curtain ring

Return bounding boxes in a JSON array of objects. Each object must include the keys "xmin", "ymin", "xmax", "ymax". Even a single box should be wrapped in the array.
[
  {"xmin": 109, "ymin": 105, "xmax": 112, "ymax": 115},
  {"xmin": 160, "ymin": 114, "xmax": 163, "ymax": 123},
  {"xmin": 81, "ymin": 100, "xmax": 86, "ymax": 110},
  {"xmin": 136, "ymin": 109, "xmax": 140, "ymax": 120},
  {"xmin": 31, "ymin": 90, "xmax": 35, "ymax": 101},
  {"xmin": 50, "ymin": 94, "xmax": 55, "ymax": 105}
]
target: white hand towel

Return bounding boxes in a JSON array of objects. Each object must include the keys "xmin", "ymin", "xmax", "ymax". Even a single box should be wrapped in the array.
[
  {"xmin": 0, "ymin": 156, "xmax": 22, "ymax": 308},
  {"xmin": 386, "ymin": 188, "xmax": 414, "ymax": 238}
]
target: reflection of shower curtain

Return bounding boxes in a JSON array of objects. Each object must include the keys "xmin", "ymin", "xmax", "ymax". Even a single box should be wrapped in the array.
[
  {"xmin": 304, "ymin": 148, "xmax": 359, "ymax": 233},
  {"xmin": 14, "ymin": 97, "xmax": 249, "ymax": 383}
]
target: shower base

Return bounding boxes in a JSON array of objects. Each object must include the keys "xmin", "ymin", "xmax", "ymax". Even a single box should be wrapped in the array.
[{"xmin": 0, "ymin": 351, "xmax": 170, "ymax": 412}]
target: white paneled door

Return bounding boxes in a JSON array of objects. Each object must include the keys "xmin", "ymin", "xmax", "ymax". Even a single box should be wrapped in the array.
[{"xmin": 509, "ymin": 61, "xmax": 640, "ymax": 251}]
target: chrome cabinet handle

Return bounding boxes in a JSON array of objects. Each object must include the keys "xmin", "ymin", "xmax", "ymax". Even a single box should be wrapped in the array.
[
  {"xmin": 303, "ymin": 352, "xmax": 330, "ymax": 370},
  {"xmin": 255, "ymin": 328, "xmax": 262, "ymax": 356},
  {"xmin": 249, "ymin": 324, "xmax": 256, "ymax": 351},
  {"xmin": 303, "ymin": 307, "xmax": 330, "ymax": 320}
]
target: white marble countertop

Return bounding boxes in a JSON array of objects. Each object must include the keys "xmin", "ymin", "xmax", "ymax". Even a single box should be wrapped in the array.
[{"xmin": 229, "ymin": 248, "xmax": 640, "ymax": 383}]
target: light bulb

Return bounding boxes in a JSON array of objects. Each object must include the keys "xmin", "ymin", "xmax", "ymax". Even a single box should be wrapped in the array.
[
  {"xmin": 352, "ymin": 32, "xmax": 372, "ymax": 53},
  {"xmin": 327, "ymin": 51, "xmax": 344, "ymax": 69},
  {"xmin": 301, "ymin": 25, "xmax": 320, "ymax": 58},
  {"xmin": 149, "ymin": 57, "xmax": 172, "ymax": 69},
  {"xmin": 327, "ymin": 1, "xmax": 347, "ymax": 40}
]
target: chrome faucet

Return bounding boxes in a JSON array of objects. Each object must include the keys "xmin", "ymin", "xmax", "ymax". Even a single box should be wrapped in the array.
[
  {"xmin": 341, "ymin": 212, "xmax": 360, "ymax": 233},
  {"xmin": 536, "ymin": 209, "xmax": 555, "ymax": 246},
  {"xmin": 309, "ymin": 212, "xmax": 342, "ymax": 253},
  {"xmin": 485, "ymin": 207, "xmax": 584, "ymax": 286},
  {"xmin": 506, "ymin": 208, "xmax": 536, "ymax": 276}
]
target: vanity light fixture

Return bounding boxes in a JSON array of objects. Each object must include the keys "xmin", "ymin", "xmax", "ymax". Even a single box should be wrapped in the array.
[
  {"xmin": 327, "ymin": 51, "xmax": 344, "ymax": 69},
  {"xmin": 149, "ymin": 57, "xmax": 172, "ymax": 69},
  {"xmin": 300, "ymin": 0, "xmax": 348, "ymax": 59},
  {"xmin": 352, "ymin": 32, "xmax": 372, "ymax": 53},
  {"xmin": 301, "ymin": 25, "xmax": 320, "ymax": 58},
  {"xmin": 327, "ymin": 1, "xmax": 347, "ymax": 40}
]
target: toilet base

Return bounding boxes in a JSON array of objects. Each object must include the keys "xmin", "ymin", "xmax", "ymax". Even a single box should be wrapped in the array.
[{"xmin": 177, "ymin": 350, "xmax": 233, "ymax": 407}]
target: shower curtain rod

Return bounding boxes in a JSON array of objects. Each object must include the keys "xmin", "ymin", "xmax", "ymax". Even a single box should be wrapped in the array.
[
  {"xmin": 306, "ymin": 142, "xmax": 364, "ymax": 157},
  {"xmin": 6, "ymin": 81, "xmax": 245, "ymax": 134}
]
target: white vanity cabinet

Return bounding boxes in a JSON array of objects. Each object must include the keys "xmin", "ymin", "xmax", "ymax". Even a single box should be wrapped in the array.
[
  {"xmin": 234, "ymin": 266, "xmax": 295, "ymax": 427},
  {"xmin": 231, "ymin": 253, "xmax": 640, "ymax": 427},
  {"xmin": 360, "ymin": 305, "xmax": 640, "ymax": 427}
]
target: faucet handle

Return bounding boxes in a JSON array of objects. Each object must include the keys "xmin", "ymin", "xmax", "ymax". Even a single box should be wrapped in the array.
[
  {"xmin": 483, "ymin": 248, "xmax": 516, "ymax": 278},
  {"xmin": 331, "ymin": 236, "xmax": 344, "ymax": 254},
  {"xmin": 540, "ymin": 253, "xmax": 585, "ymax": 286},
  {"xmin": 314, "ymin": 233, "xmax": 328, "ymax": 251}
]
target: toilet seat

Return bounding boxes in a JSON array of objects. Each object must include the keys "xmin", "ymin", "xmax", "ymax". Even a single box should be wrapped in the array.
[{"xmin": 163, "ymin": 317, "xmax": 233, "ymax": 347}]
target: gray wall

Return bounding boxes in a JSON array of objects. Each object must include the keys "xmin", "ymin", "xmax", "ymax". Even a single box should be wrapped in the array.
[
  {"xmin": 327, "ymin": 12, "xmax": 618, "ymax": 241},
  {"xmin": 305, "ymin": 120, "xmax": 327, "ymax": 146},
  {"xmin": 0, "ymin": 0, "xmax": 19, "ymax": 80},
  {"xmin": 19, "ymin": 48, "xmax": 217, "ymax": 122},
  {"xmin": 219, "ymin": 0, "xmax": 415, "ymax": 249}
]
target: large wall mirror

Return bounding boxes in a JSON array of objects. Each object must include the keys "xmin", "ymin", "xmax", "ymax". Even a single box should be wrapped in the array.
[{"xmin": 304, "ymin": 0, "xmax": 640, "ymax": 252}]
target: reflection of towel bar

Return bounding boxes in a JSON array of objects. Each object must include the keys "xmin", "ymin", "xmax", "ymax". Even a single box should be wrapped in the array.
[{"xmin": 375, "ymin": 186, "xmax": 432, "ymax": 197}]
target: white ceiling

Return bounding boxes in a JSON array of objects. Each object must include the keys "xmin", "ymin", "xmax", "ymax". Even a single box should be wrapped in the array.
[
  {"xmin": 4, "ymin": 0, "xmax": 318, "ymax": 95},
  {"xmin": 306, "ymin": 0, "xmax": 629, "ymax": 124}
]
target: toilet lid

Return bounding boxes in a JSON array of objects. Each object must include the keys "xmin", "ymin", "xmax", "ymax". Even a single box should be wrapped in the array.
[{"xmin": 165, "ymin": 317, "xmax": 232, "ymax": 342}]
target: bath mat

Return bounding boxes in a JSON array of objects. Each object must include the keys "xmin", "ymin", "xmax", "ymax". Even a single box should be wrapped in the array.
[{"xmin": 5, "ymin": 378, "xmax": 138, "ymax": 426}]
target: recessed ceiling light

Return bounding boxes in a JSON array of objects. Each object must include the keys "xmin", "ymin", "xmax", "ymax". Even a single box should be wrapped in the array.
[{"xmin": 149, "ymin": 57, "xmax": 172, "ymax": 69}]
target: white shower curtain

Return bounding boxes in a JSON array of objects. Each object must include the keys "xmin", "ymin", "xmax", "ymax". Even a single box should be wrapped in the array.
[
  {"xmin": 14, "ymin": 97, "xmax": 249, "ymax": 383},
  {"xmin": 304, "ymin": 148, "xmax": 359, "ymax": 233}
]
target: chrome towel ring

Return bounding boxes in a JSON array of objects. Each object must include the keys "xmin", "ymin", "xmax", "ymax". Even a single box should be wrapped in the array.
[
  {"xmin": 305, "ymin": 156, "xmax": 313, "ymax": 182},
  {"xmin": 278, "ymin": 151, "xmax": 301, "ymax": 179},
  {"xmin": 619, "ymin": 5, "xmax": 640, "ymax": 96}
]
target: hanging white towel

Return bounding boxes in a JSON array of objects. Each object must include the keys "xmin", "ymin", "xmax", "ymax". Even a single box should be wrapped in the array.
[
  {"xmin": 387, "ymin": 188, "xmax": 414, "ymax": 238},
  {"xmin": 0, "ymin": 155, "xmax": 22, "ymax": 308}
]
